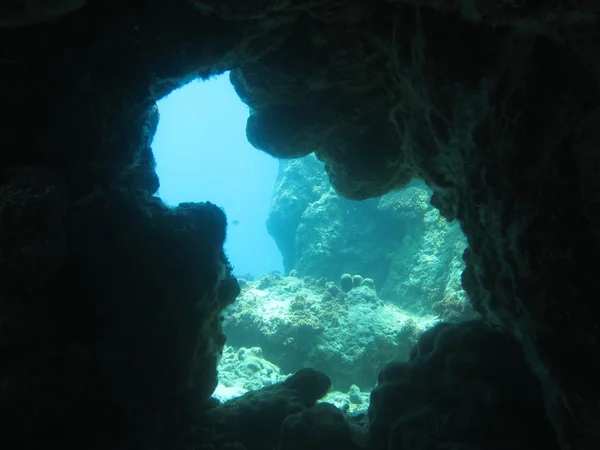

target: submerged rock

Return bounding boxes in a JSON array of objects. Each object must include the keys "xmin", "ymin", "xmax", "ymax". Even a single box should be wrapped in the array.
[
  {"xmin": 223, "ymin": 275, "xmax": 437, "ymax": 390},
  {"xmin": 369, "ymin": 321, "xmax": 558, "ymax": 450},
  {"xmin": 267, "ymin": 157, "xmax": 469, "ymax": 315},
  {"xmin": 202, "ymin": 368, "xmax": 332, "ymax": 450}
]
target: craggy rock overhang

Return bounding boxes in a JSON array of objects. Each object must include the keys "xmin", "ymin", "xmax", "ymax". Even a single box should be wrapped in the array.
[{"xmin": 1, "ymin": 1, "xmax": 599, "ymax": 449}]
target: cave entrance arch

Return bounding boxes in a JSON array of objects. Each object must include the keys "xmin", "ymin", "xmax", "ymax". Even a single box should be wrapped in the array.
[
  {"xmin": 151, "ymin": 73, "xmax": 283, "ymax": 278},
  {"xmin": 150, "ymin": 72, "xmax": 472, "ymax": 410},
  {"xmin": 220, "ymin": 154, "xmax": 473, "ymax": 408}
]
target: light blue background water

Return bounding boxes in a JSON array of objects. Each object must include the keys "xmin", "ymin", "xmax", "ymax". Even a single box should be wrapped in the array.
[{"xmin": 151, "ymin": 73, "xmax": 284, "ymax": 277}]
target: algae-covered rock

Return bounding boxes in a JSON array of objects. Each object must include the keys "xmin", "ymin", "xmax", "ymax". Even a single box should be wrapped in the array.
[
  {"xmin": 217, "ymin": 346, "xmax": 288, "ymax": 393},
  {"xmin": 266, "ymin": 157, "xmax": 469, "ymax": 316},
  {"xmin": 214, "ymin": 344, "xmax": 372, "ymax": 415},
  {"xmin": 223, "ymin": 275, "xmax": 437, "ymax": 390}
]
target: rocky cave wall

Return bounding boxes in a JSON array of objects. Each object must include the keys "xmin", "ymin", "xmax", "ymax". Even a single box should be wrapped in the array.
[
  {"xmin": 1, "ymin": 1, "xmax": 600, "ymax": 449},
  {"xmin": 266, "ymin": 155, "xmax": 468, "ymax": 314}
]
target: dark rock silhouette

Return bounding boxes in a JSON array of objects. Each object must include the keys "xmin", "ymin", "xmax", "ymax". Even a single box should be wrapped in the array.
[{"xmin": 1, "ymin": 1, "xmax": 599, "ymax": 449}]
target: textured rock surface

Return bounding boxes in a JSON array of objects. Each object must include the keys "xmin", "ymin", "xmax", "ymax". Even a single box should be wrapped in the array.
[
  {"xmin": 279, "ymin": 402, "xmax": 361, "ymax": 450},
  {"xmin": 266, "ymin": 155, "xmax": 330, "ymax": 272},
  {"xmin": 266, "ymin": 155, "xmax": 468, "ymax": 314},
  {"xmin": 200, "ymin": 368, "xmax": 332, "ymax": 450},
  {"xmin": 231, "ymin": 6, "xmax": 600, "ymax": 448},
  {"xmin": 0, "ymin": 176, "xmax": 239, "ymax": 447},
  {"xmin": 216, "ymin": 346, "xmax": 289, "ymax": 395},
  {"xmin": 1, "ymin": 0, "xmax": 599, "ymax": 448},
  {"xmin": 213, "ymin": 345, "xmax": 371, "ymax": 412},
  {"xmin": 0, "ymin": 0, "xmax": 87, "ymax": 28},
  {"xmin": 224, "ymin": 274, "xmax": 437, "ymax": 390},
  {"xmin": 369, "ymin": 320, "xmax": 559, "ymax": 450}
]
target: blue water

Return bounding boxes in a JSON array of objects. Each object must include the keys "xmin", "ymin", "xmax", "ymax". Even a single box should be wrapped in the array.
[{"xmin": 151, "ymin": 73, "xmax": 284, "ymax": 278}]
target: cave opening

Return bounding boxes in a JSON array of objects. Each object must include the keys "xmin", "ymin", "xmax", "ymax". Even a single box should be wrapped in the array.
[
  {"xmin": 213, "ymin": 157, "xmax": 474, "ymax": 409},
  {"xmin": 150, "ymin": 72, "xmax": 473, "ymax": 411},
  {"xmin": 151, "ymin": 72, "xmax": 284, "ymax": 278}
]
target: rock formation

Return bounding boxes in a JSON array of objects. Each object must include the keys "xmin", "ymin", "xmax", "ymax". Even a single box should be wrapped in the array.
[
  {"xmin": 1, "ymin": 1, "xmax": 599, "ymax": 449},
  {"xmin": 266, "ymin": 155, "xmax": 468, "ymax": 313}
]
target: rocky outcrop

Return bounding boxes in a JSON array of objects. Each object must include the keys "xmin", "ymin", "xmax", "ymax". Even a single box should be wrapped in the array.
[
  {"xmin": 224, "ymin": 274, "xmax": 436, "ymax": 391},
  {"xmin": 231, "ymin": 6, "xmax": 600, "ymax": 448},
  {"xmin": 199, "ymin": 368, "xmax": 333, "ymax": 450},
  {"xmin": 266, "ymin": 155, "xmax": 330, "ymax": 272},
  {"xmin": 370, "ymin": 320, "xmax": 559, "ymax": 450},
  {"xmin": 267, "ymin": 155, "xmax": 468, "ymax": 314},
  {"xmin": 1, "ymin": 179, "xmax": 238, "ymax": 447}
]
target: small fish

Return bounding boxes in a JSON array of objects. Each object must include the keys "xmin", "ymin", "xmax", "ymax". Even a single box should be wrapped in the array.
[{"xmin": 232, "ymin": 219, "xmax": 240, "ymax": 226}]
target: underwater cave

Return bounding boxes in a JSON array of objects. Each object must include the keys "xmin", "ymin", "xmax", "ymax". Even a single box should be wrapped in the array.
[
  {"xmin": 151, "ymin": 73, "xmax": 283, "ymax": 278},
  {"xmin": 153, "ymin": 72, "xmax": 473, "ymax": 409},
  {"xmin": 1, "ymin": 2, "xmax": 599, "ymax": 450}
]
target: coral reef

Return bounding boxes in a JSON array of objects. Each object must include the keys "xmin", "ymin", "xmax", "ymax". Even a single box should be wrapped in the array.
[
  {"xmin": 223, "ymin": 275, "xmax": 437, "ymax": 390},
  {"xmin": 209, "ymin": 321, "xmax": 559, "ymax": 450},
  {"xmin": 215, "ymin": 346, "xmax": 288, "ymax": 397},
  {"xmin": 361, "ymin": 278, "xmax": 376, "ymax": 291},
  {"xmin": 432, "ymin": 292, "xmax": 476, "ymax": 322},
  {"xmin": 340, "ymin": 273, "xmax": 354, "ymax": 293},
  {"xmin": 214, "ymin": 345, "xmax": 370, "ymax": 412}
]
